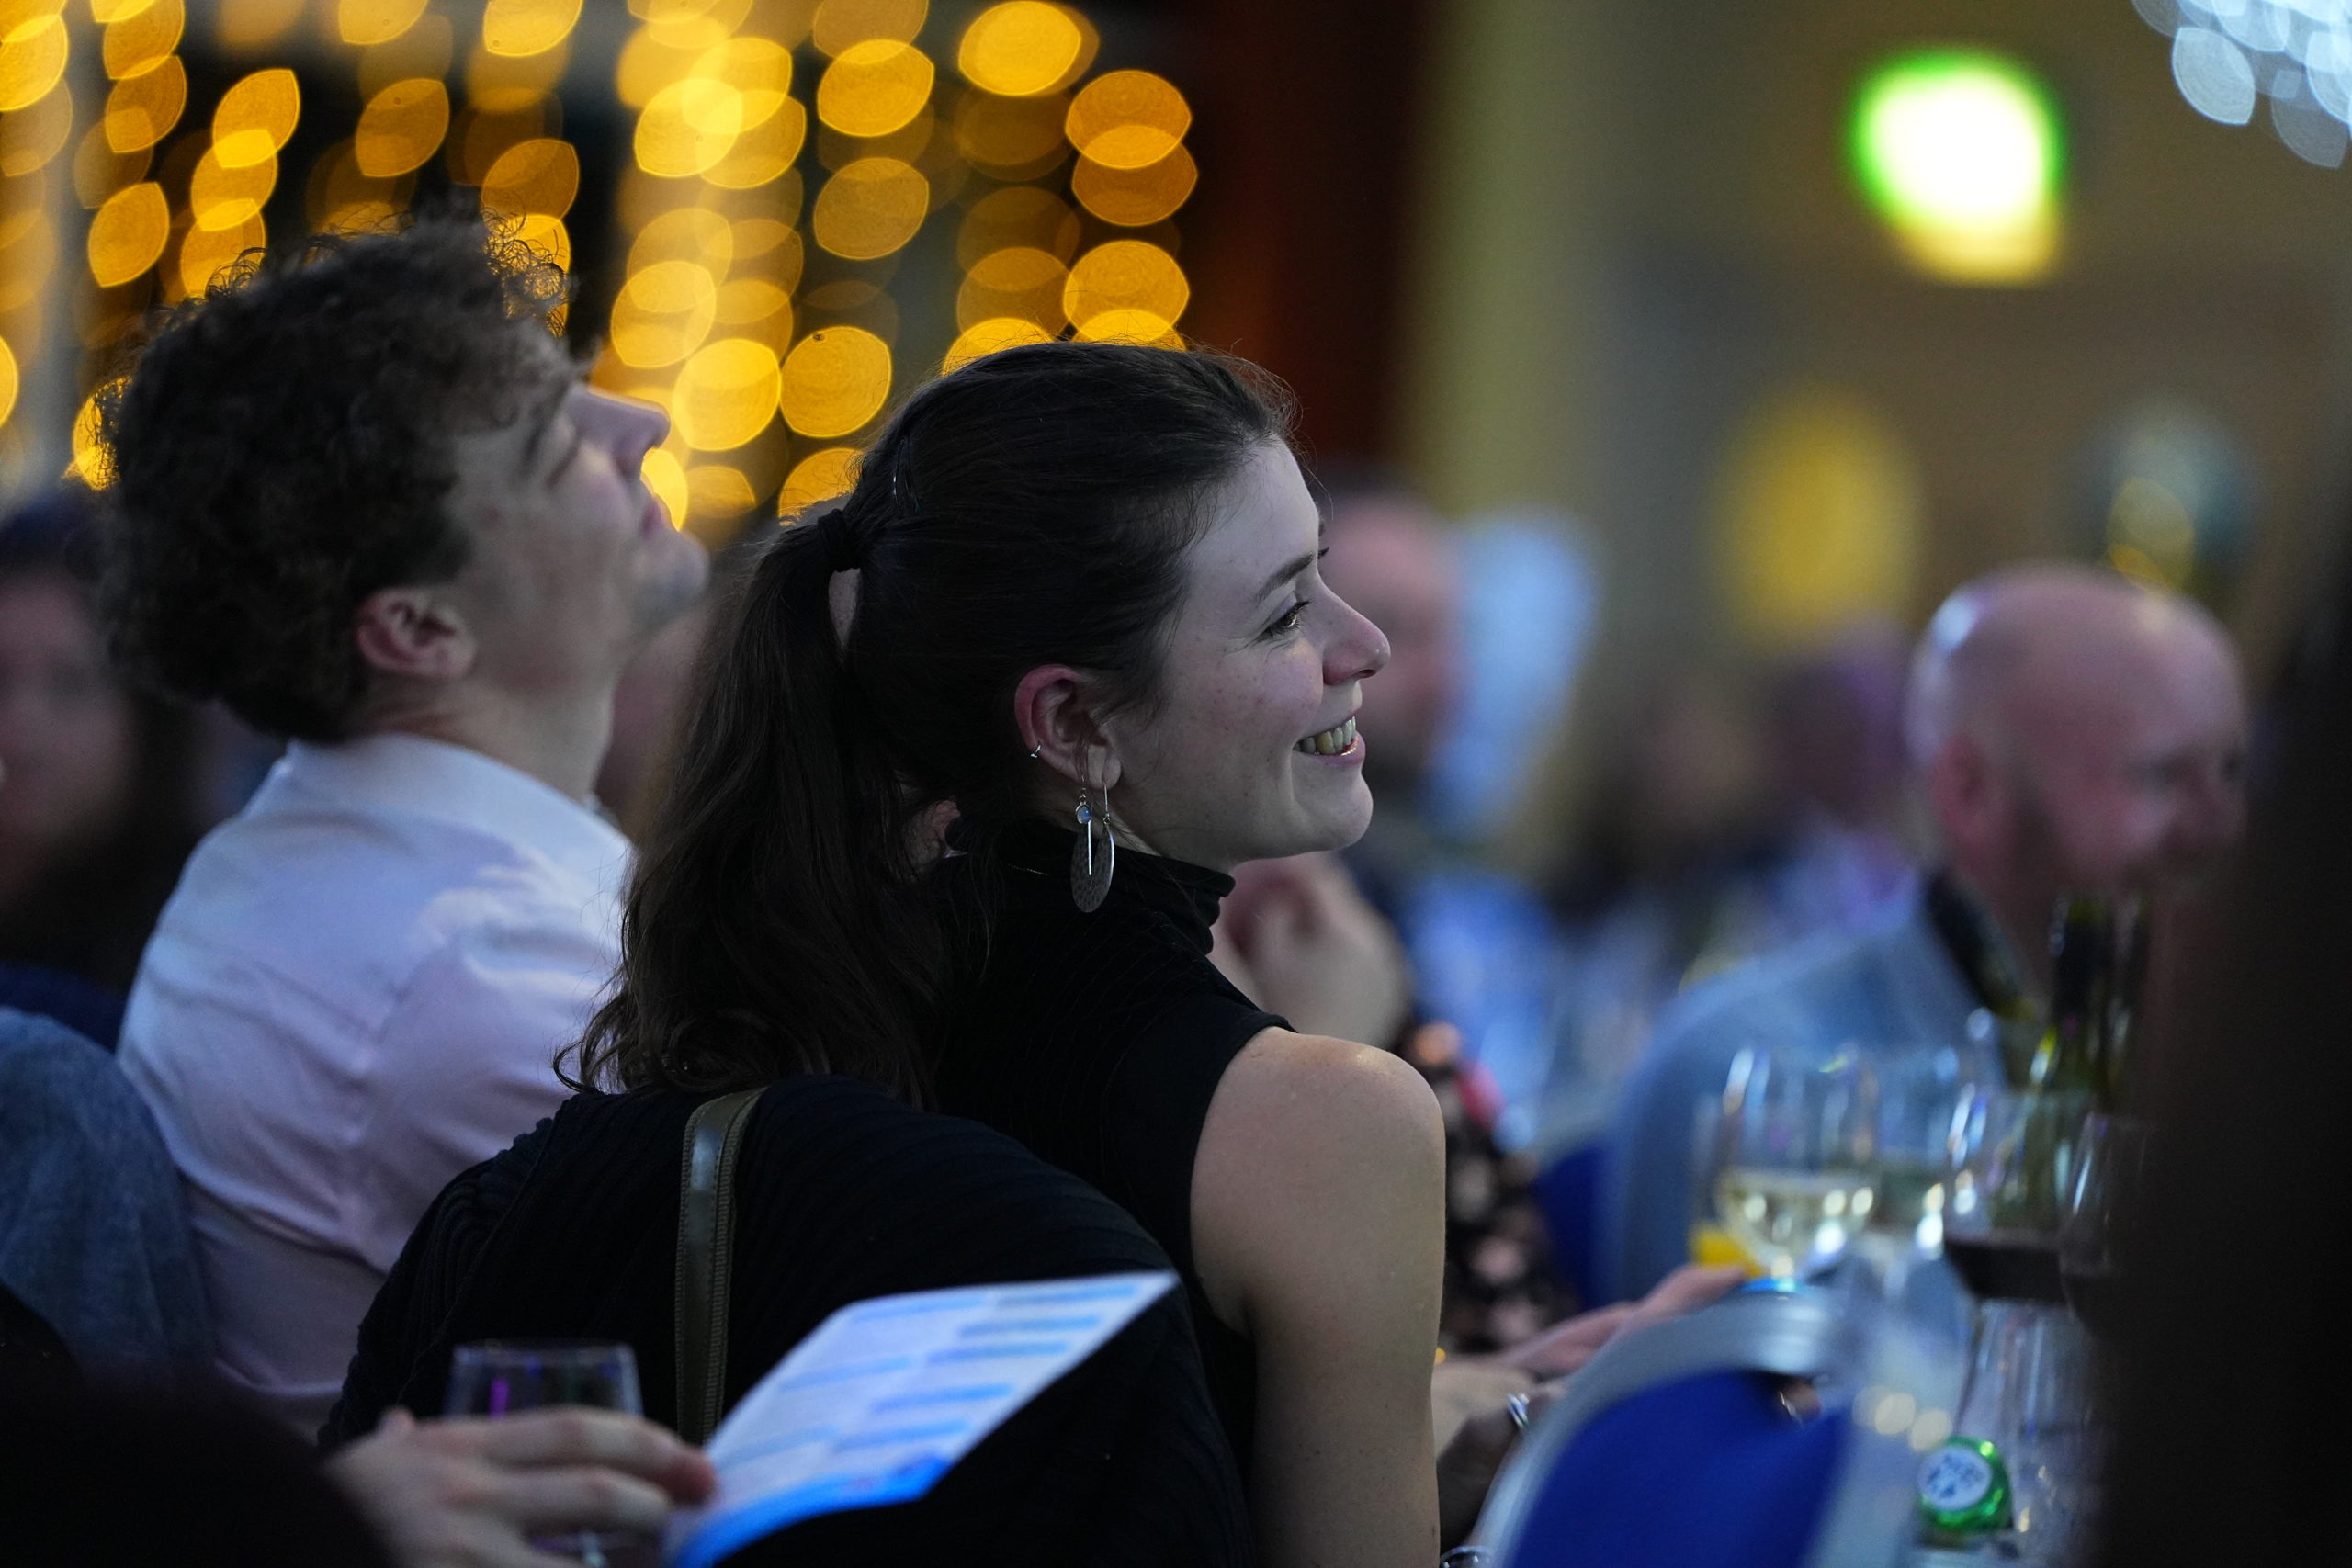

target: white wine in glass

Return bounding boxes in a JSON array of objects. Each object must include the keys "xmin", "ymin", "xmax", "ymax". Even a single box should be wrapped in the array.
[{"xmin": 1713, "ymin": 1167, "xmax": 1877, "ymax": 1279}]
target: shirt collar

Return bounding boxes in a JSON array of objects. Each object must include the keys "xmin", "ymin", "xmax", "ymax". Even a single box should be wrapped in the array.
[{"xmin": 268, "ymin": 733, "xmax": 629, "ymax": 886}]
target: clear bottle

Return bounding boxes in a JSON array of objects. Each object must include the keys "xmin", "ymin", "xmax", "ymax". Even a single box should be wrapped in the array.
[{"xmin": 1913, "ymin": 1300, "xmax": 2096, "ymax": 1564}]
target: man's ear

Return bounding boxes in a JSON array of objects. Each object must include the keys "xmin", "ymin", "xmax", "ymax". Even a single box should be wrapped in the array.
[
  {"xmin": 1926, "ymin": 732, "xmax": 1999, "ymax": 860},
  {"xmin": 353, "ymin": 585, "xmax": 477, "ymax": 684},
  {"xmin": 1012, "ymin": 664, "xmax": 1123, "ymax": 793}
]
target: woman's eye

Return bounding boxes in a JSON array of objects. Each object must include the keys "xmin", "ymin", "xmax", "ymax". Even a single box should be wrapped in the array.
[{"xmin": 1267, "ymin": 600, "xmax": 1307, "ymax": 637}]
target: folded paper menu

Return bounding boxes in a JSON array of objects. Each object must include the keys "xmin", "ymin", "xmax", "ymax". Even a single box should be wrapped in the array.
[{"xmin": 665, "ymin": 1270, "xmax": 1177, "ymax": 1568}]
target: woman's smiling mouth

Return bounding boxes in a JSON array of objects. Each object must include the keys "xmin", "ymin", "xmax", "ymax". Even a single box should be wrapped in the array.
[{"xmin": 1295, "ymin": 716, "xmax": 1359, "ymax": 756}]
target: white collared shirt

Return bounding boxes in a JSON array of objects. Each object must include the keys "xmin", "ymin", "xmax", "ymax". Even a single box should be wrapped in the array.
[{"xmin": 119, "ymin": 734, "xmax": 629, "ymax": 1433}]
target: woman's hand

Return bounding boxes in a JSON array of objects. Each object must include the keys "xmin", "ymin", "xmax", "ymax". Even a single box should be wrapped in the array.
[
  {"xmin": 1426, "ymin": 1267, "xmax": 1747, "ymax": 1544},
  {"xmin": 325, "ymin": 1407, "xmax": 716, "ymax": 1568}
]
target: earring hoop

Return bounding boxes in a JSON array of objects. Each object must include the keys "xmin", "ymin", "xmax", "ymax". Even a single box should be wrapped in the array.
[{"xmin": 1069, "ymin": 786, "xmax": 1116, "ymax": 912}]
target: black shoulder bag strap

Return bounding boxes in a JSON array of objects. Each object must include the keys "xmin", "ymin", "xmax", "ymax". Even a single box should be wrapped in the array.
[{"xmin": 673, "ymin": 1087, "xmax": 767, "ymax": 1446}]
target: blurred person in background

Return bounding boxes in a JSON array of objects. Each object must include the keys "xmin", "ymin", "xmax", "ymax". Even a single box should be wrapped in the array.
[
  {"xmin": 0, "ymin": 491, "xmax": 203, "ymax": 1045},
  {"xmin": 1544, "ymin": 637, "xmax": 1914, "ymax": 1145},
  {"xmin": 2097, "ymin": 554, "xmax": 2352, "ymax": 1568},
  {"xmin": 1602, "ymin": 564, "xmax": 2246, "ymax": 1300},
  {"xmin": 99, "ymin": 218, "xmax": 707, "ymax": 1431},
  {"xmin": 1298, "ymin": 473, "xmax": 1570, "ymax": 1336}
]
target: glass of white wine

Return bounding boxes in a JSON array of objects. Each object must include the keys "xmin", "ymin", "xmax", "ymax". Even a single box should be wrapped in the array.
[{"xmin": 1711, "ymin": 1046, "xmax": 1879, "ymax": 1280}]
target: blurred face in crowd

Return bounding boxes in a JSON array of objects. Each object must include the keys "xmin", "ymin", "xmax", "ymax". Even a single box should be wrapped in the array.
[
  {"xmin": 430, "ymin": 374, "xmax": 708, "ymax": 700},
  {"xmin": 0, "ymin": 571, "xmax": 134, "ymax": 874},
  {"xmin": 1317, "ymin": 493, "xmax": 1462, "ymax": 796},
  {"xmin": 1088, "ymin": 443, "xmax": 1393, "ymax": 870},
  {"xmin": 1926, "ymin": 574, "xmax": 2247, "ymax": 921}
]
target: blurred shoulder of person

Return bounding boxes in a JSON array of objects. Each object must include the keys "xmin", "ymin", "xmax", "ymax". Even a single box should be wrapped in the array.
[{"xmin": 0, "ymin": 491, "xmax": 203, "ymax": 1038}]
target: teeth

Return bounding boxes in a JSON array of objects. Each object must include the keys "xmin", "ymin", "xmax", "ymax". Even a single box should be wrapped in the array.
[{"xmin": 1295, "ymin": 716, "xmax": 1359, "ymax": 756}]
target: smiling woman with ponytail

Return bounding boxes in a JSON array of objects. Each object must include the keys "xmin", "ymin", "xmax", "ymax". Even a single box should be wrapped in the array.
[{"xmin": 574, "ymin": 340, "xmax": 1442, "ymax": 1568}]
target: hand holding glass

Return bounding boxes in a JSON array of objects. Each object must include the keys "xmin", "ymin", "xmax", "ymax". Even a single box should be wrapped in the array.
[{"xmin": 446, "ymin": 1340, "xmax": 647, "ymax": 1566}]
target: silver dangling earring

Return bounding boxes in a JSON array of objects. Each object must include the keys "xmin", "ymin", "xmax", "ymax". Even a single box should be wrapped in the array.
[{"xmin": 1070, "ymin": 786, "xmax": 1116, "ymax": 912}]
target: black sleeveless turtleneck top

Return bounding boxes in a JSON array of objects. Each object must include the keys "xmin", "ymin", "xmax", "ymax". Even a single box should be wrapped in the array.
[{"xmin": 932, "ymin": 822, "xmax": 1286, "ymax": 1466}]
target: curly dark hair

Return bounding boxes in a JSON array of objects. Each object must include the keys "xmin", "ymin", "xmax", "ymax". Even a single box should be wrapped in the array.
[{"xmin": 96, "ymin": 215, "xmax": 571, "ymax": 740}]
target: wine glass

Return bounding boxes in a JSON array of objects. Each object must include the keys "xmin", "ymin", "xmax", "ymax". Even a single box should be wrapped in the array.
[
  {"xmin": 446, "ymin": 1340, "xmax": 646, "ymax": 1566},
  {"xmin": 1864, "ymin": 1043, "xmax": 1978, "ymax": 1258},
  {"xmin": 2058, "ymin": 1113, "xmax": 2153, "ymax": 1337},
  {"xmin": 1709, "ymin": 1046, "xmax": 1878, "ymax": 1280}
]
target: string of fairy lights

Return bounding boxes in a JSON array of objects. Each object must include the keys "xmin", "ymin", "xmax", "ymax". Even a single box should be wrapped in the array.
[{"xmin": 0, "ymin": 0, "xmax": 1200, "ymax": 534}]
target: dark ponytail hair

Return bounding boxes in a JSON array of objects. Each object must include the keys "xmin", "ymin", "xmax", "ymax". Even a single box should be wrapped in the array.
[{"xmin": 571, "ymin": 341, "xmax": 1295, "ymax": 1097}]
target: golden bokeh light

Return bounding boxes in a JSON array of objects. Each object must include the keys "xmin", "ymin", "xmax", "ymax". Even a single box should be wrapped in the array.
[
  {"xmin": 635, "ymin": 76, "xmax": 744, "ymax": 178},
  {"xmin": 306, "ymin": 138, "xmax": 411, "ymax": 227},
  {"xmin": 956, "ymin": 244, "xmax": 1065, "ymax": 331},
  {"xmin": 214, "ymin": 0, "xmax": 303, "ymax": 50},
  {"xmin": 105, "ymin": 55, "xmax": 185, "ymax": 152},
  {"xmin": 1065, "ymin": 69, "xmax": 1188, "ymax": 169},
  {"xmin": 212, "ymin": 67, "xmax": 300, "ymax": 168},
  {"xmin": 509, "ymin": 211, "xmax": 571, "ymax": 272},
  {"xmin": 957, "ymin": 2, "xmax": 1093, "ymax": 97},
  {"xmin": 628, "ymin": 205, "xmax": 732, "ymax": 276},
  {"xmin": 0, "ymin": 11, "xmax": 70, "ymax": 114},
  {"xmin": 733, "ymin": 213, "xmax": 799, "ymax": 263},
  {"xmin": 817, "ymin": 39, "xmax": 934, "ymax": 138},
  {"xmin": 956, "ymin": 184, "xmax": 1079, "ymax": 266},
  {"xmin": 616, "ymin": 28, "xmax": 701, "ymax": 108},
  {"xmin": 1071, "ymin": 307, "xmax": 1179, "ymax": 346},
  {"xmin": 641, "ymin": 444, "xmax": 690, "ymax": 530},
  {"xmin": 779, "ymin": 325, "xmax": 891, "ymax": 438},
  {"xmin": 358, "ymin": 13, "xmax": 452, "ymax": 97},
  {"xmin": 87, "ymin": 0, "xmax": 155, "ymax": 25},
  {"xmin": 70, "ymin": 387, "xmax": 116, "ymax": 488},
  {"xmin": 944, "ymin": 314, "xmax": 1051, "ymax": 371},
  {"xmin": 810, "ymin": 0, "xmax": 926, "ymax": 57},
  {"xmin": 704, "ymin": 99, "xmax": 807, "ymax": 188},
  {"xmin": 1072, "ymin": 142, "xmax": 1194, "ymax": 227},
  {"xmin": 481, "ymin": 137, "xmax": 578, "ymax": 216},
  {"xmin": 336, "ymin": 0, "xmax": 424, "ymax": 48},
  {"xmin": 175, "ymin": 208, "xmax": 266, "ymax": 297},
  {"xmin": 778, "ymin": 445, "xmax": 860, "ymax": 516},
  {"xmin": 611, "ymin": 258, "xmax": 719, "ymax": 367},
  {"xmin": 694, "ymin": 36, "xmax": 793, "ymax": 122},
  {"xmin": 1713, "ymin": 386, "xmax": 1924, "ymax": 649},
  {"xmin": 687, "ymin": 462, "xmax": 756, "ymax": 519},
  {"xmin": 355, "ymin": 77, "xmax": 448, "ymax": 177},
  {"xmin": 449, "ymin": 98, "xmax": 548, "ymax": 184},
  {"xmin": 714, "ymin": 277, "xmax": 794, "ymax": 354},
  {"xmin": 482, "ymin": 0, "xmax": 582, "ymax": 58},
  {"xmin": 0, "ymin": 75, "xmax": 70, "ymax": 175},
  {"xmin": 103, "ymin": 0, "xmax": 181, "ymax": 78},
  {"xmin": 1063, "ymin": 239, "xmax": 1186, "ymax": 329},
  {"xmin": 465, "ymin": 38, "xmax": 569, "ymax": 113},
  {"xmin": 673, "ymin": 337, "xmax": 782, "ymax": 450},
  {"xmin": 639, "ymin": 0, "xmax": 753, "ymax": 52},
  {"xmin": 190, "ymin": 144, "xmax": 277, "ymax": 231},
  {"xmin": 74, "ymin": 120, "xmax": 151, "ymax": 202},
  {"xmin": 0, "ymin": 337, "xmax": 17, "ymax": 429},
  {"xmin": 86, "ymin": 179, "xmax": 168, "ymax": 287},
  {"xmin": 811, "ymin": 156, "xmax": 928, "ymax": 259},
  {"xmin": 955, "ymin": 88, "xmax": 1068, "ymax": 174}
]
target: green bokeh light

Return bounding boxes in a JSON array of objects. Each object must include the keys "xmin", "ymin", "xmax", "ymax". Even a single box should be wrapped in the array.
[{"xmin": 1851, "ymin": 48, "xmax": 2064, "ymax": 250}]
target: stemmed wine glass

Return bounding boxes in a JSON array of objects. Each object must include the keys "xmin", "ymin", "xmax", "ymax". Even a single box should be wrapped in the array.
[
  {"xmin": 447, "ymin": 1340, "xmax": 646, "ymax": 1567},
  {"xmin": 1708, "ymin": 1046, "xmax": 1879, "ymax": 1281},
  {"xmin": 2058, "ymin": 1113, "xmax": 2153, "ymax": 1337}
]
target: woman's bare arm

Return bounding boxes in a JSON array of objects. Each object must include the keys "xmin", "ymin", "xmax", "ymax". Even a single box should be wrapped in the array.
[{"xmin": 1192, "ymin": 1027, "xmax": 1446, "ymax": 1568}]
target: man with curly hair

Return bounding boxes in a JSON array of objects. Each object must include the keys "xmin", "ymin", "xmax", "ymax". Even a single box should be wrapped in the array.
[{"xmin": 104, "ymin": 219, "xmax": 708, "ymax": 1430}]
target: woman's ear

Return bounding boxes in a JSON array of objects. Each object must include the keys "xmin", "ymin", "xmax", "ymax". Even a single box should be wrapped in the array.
[{"xmin": 1013, "ymin": 665, "xmax": 1123, "ymax": 793}]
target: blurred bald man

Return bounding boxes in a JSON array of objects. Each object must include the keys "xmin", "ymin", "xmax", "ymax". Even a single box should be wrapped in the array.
[{"xmin": 1600, "ymin": 565, "xmax": 2247, "ymax": 1299}]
